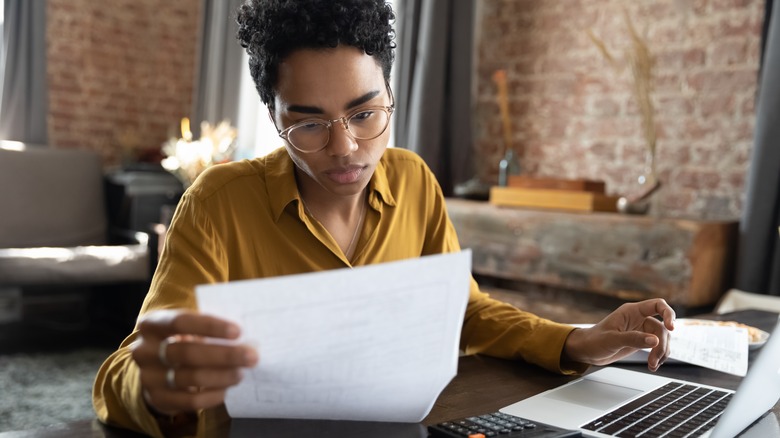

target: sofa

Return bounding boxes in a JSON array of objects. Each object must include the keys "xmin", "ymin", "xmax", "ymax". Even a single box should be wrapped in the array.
[{"xmin": 0, "ymin": 142, "xmax": 151, "ymax": 337}]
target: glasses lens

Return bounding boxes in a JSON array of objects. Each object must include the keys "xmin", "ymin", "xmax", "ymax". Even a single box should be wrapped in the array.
[
  {"xmin": 287, "ymin": 121, "xmax": 330, "ymax": 152},
  {"xmin": 346, "ymin": 108, "xmax": 391, "ymax": 140}
]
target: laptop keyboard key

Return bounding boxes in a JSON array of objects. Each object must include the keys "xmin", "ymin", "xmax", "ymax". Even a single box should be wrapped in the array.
[{"xmin": 581, "ymin": 380, "xmax": 736, "ymax": 438}]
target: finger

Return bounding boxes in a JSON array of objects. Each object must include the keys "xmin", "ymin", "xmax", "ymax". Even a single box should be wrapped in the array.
[
  {"xmin": 166, "ymin": 342, "xmax": 258, "ymax": 368},
  {"xmin": 144, "ymin": 387, "xmax": 228, "ymax": 415},
  {"xmin": 141, "ymin": 366, "xmax": 245, "ymax": 392},
  {"xmin": 134, "ymin": 341, "xmax": 258, "ymax": 368},
  {"xmin": 607, "ymin": 330, "xmax": 659, "ymax": 351},
  {"xmin": 663, "ymin": 307, "xmax": 676, "ymax": 331},
  {"xmin": 137, "ymin": 310, "xmax": 241, "ymax": 341},
  {"xmin": 174, "ymin": 367, "xmax": 246, "ymax": 390},
  {"xmin": 640, "ymin": 317, "xmax": 671, "ymax": 371},
  {"xmin": 634, "ymin": 298, "xmax": 676, "ymax": 330},
  {"xmin": 648, "ymin": 328, "xmax": 672, "ymax": 372}
]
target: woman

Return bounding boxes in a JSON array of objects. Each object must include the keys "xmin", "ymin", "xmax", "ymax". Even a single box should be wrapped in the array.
[{"xmin": 93, "ymin": 1, "xmax": 674, "ymax": 436}]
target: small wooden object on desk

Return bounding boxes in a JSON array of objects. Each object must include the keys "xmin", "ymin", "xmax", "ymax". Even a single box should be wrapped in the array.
[
  {"xmin": 508, "ymin": 176, "xmax": 606, "ymax": 193},
  {"xmin": 490, "ymin": 176, "xmax": 619, "ymax": 213}
]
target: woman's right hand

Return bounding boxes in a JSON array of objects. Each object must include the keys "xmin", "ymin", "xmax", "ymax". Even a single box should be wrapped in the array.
[{"xmin": 131, "ymin": 309, "xmax": 259, "ymax": 416}]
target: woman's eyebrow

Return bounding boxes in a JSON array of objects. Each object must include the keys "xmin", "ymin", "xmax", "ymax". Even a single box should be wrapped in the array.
[
  {"xmin": 286, "ymin": 90, "xmax": 381, "ymax": 115},
  {"xmin": 345, "ymin": 90, "xmax": 381, "ymax": 110},
  {"xmin": 286, "ymin": 104, "xmax": 323, "ymax": 114}
]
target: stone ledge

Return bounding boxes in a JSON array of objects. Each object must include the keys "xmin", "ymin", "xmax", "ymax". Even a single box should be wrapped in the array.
[{"xmin": 448, "ymin": 198, "xmax": 738, "ymax": 309}]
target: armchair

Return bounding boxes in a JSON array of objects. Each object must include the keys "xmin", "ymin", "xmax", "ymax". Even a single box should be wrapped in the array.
[{"xmin": 0, "ymin": 142, "xmax": 151, "ymax": 344}]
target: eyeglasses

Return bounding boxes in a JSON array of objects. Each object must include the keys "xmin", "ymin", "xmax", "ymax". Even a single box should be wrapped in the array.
[{"xmin": 277, "ymin": 87, "xmax": 395, "ymax": 154}]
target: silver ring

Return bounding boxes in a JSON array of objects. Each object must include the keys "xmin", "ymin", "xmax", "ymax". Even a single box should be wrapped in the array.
[
  {"xmin": 158, "ymin": 338, "xmax": 171, "ymax": 367},
  {"xmin": 166, "ymin": 368, "xmax": 176, "ymax": 389}
]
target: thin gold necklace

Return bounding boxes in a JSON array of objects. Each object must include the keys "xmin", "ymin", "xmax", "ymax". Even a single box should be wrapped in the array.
[
  {"xmin": 345, "ymin": 197, "xmax": 366, "ymax": 260},
  {"xmin": 301, "ymin": 191, "xmax": 367, "ymax": 261}
]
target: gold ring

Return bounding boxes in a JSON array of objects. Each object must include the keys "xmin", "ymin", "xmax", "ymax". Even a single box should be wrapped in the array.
[
  {"xmin": 166, "ymin": 368, "xmax": 176, "ymax": 389},
  {"xmin": 158, "ymin": 338, "xmax": 171, "ymax": 367}
]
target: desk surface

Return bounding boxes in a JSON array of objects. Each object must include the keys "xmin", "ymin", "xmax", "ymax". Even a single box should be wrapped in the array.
[{"xmin": 2, "ymin": 310, "xmax": 778, "ymax": 437}]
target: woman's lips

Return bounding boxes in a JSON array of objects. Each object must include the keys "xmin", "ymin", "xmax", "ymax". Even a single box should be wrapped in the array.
[{"xmin": 326, "ymin": 166, "xmax": 365, "ymax": 184}]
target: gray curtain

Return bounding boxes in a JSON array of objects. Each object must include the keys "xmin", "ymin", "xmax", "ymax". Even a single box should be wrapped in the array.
[
  {"xmin": 0, "ymin": 0, "xmax": 47, "ymax": 144},
  {"xmin": 190, "ymin": 0, "xmax": 244, "ymax": 137},
  {"xmin": 735, "ymin": 1, "xmax": 780, "ymax": 296},
  {"xmin": 394, "ymin": 0, "xmax": 476, "ymax": 195}
]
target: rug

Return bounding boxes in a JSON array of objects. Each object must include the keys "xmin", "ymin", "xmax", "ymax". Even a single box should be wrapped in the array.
[{"xmin": 0, "ymin": 348, "xmax": 113, "ymax": 432}]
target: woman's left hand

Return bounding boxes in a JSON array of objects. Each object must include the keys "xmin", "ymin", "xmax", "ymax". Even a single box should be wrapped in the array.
[{"xmin": 563, "ymin": 298, "xmax": 676, "ymax": 372}]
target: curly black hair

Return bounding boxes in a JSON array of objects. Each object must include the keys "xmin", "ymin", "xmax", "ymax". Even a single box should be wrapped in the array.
[{"xmin": 236, "ymin": 0, "xmax": 396, "ymax": 111}]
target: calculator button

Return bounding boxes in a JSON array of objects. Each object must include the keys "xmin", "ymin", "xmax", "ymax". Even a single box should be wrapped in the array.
[{"xmin": 429, "ymin": 411, "xmax": 574, "ymax": 438}]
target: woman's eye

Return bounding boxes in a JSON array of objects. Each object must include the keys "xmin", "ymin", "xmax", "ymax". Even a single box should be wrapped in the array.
[
  {"xmin": 351, "ymin": 111, "xmax": 374, "ymax": 122},
  {"xmin": 299, "ymin": 122, "xmax": 325, "ymax": 132}
]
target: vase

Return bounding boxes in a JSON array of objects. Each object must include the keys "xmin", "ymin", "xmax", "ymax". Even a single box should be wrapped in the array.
[{"xmin": 498, "ymin": 149, "xmax": 521, "ymax": 186}]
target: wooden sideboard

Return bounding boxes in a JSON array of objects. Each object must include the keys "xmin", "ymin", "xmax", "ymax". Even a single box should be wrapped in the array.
[{"xmin": 446, "ymin": 199, "xmax": 738, "ymax": 311}]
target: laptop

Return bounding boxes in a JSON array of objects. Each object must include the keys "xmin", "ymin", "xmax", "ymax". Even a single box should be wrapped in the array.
[{"xmin": 500, "ymin": 317, "xmax": 780, "ymax": 437}]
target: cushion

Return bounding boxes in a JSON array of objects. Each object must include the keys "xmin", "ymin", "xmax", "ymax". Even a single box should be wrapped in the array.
[
  {"xmin": 0, "ymin": 245, "xmax": 149, "ymax": 285},
  {"xmin": 0, "ymin": 147, "xmax": 107, "ymax": 248}
]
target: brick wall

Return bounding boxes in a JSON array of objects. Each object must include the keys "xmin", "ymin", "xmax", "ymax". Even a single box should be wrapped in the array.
[
  {"xmin": 43, "ymin": 0, "xmax": 763, "ymax": 219},
  {"xmin": 47, "ymin": 0, "xmax": 200, "ymax": 166},
  {"xmin": 475, "ymin": 0, "xmax": 764, "ymax": 219}
]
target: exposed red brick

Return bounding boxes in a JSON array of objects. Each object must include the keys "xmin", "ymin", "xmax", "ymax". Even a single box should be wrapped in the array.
[
  {"xmin": 698, "ymin": 94, "xmax": 738, "ymax": 118},
  {"xmin": 711, "ymin": 0, "xmax": 762, "ymax": 12},
  {"xmin": 709, "ymin": 39, "xmax": 751, "ymax": 66},
  {"xmin": 476, "ymin": 0, "xmax": 761, "ymax": 219},
  {"xmin": 686, "ymin": 69, "xmax": 758, "ymax": 93},
  {"xmin": 655, "ymin": 48, "xmax": 706, "ymax": 73},
  {"xmin": 47, "ymin": 0, "xmax": 200, "ymax": 167}
]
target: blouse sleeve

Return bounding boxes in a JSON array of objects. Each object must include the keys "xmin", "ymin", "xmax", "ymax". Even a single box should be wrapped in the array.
[
  {"xmin": 420, "ymin": 169, "xmax": 588, "ymax": 375},
  {"xmin": 93, "ymin": 193, "xmax": 228, "ymax": 437}
]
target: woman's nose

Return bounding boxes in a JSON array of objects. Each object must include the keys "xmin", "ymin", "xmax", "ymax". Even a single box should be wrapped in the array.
[{"xmin": 326, "ymin": 120, "xmax": 358, "ymax": 157}]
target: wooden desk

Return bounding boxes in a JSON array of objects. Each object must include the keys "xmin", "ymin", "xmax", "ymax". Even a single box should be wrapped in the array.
[{"xmin": 3, "ymin": 311, "xmax": 777, "ymax": 437}]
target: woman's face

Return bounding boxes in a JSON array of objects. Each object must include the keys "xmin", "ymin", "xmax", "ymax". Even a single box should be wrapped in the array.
[{"xmin": 272, "ymin": 46, "xmax": 392, "ymax": 200}]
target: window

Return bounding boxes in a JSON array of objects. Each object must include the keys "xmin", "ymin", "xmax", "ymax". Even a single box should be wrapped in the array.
[
  {"xmin": 234, "ymin": 52, "xmax": 282, "ymax": 160},
  {"xmin": 0, "ymin": 0, "xmax": 5, "ymax": 108}
]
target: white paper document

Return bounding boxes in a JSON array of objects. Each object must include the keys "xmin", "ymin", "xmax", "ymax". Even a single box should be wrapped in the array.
[
  {"xmin": 668, "ymin": 323, "xmax": 749, "ymax": 376},
  {"xmin": 570, "ymin": 321, "xmax": 749, "ymax": 375},
  {"xmin": 195, "ymin": 250, "xmax": 472, "ymax": 422}
]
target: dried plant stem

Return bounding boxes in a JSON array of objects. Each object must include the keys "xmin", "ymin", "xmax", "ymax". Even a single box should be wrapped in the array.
[
  {"xmin": 625, "ymin": 10, "xmax": 656, "ymax": 173},
  {"xmin": 588, "ymin": 10, "xmax": 657, "ymax": 177},
  {"xmin": 492, "ymin": 69, "xmax": 513, "ymax": 156}
]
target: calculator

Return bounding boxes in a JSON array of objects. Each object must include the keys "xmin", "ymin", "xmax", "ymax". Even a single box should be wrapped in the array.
[{"xmin": 428, "ymin": 411, "xmax": 581, "ymax": 437}]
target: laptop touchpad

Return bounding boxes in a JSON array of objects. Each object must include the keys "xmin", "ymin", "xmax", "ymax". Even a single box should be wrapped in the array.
[{"xmin": 543, "ymin": 378, "xmax": 643, "ymax": 410}]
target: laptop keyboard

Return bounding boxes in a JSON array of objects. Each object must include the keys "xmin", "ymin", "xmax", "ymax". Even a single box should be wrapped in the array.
[{"xmin": 582, "ymin": 381, "xmax": 732, "ymax": 437}]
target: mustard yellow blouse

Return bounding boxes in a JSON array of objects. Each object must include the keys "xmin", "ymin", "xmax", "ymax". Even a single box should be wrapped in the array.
[{"xmin": 93, "ymin": 147, "xmax": 582, "ymax": 437}]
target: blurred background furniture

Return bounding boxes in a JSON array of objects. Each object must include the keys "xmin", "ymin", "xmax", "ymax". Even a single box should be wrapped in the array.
[
  {"xmin": 104, "ymin": 164, "xmax": 184, "ymax": 269},
  {"xmin": 715, "ymin": 289, "xmax": 780, "ymax": 314},
  {"xmin": 0, "ymin": 142, "xmax": 153, "ymax": 348},
  {"xmin": 448, "ymin": 198, "xmax": 738, "ymax": 317}
]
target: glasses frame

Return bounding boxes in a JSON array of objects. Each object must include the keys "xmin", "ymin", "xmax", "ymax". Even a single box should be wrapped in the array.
[{"xmin": 276, "ymin": 84, "xmax": 395, "ymax": 154}]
